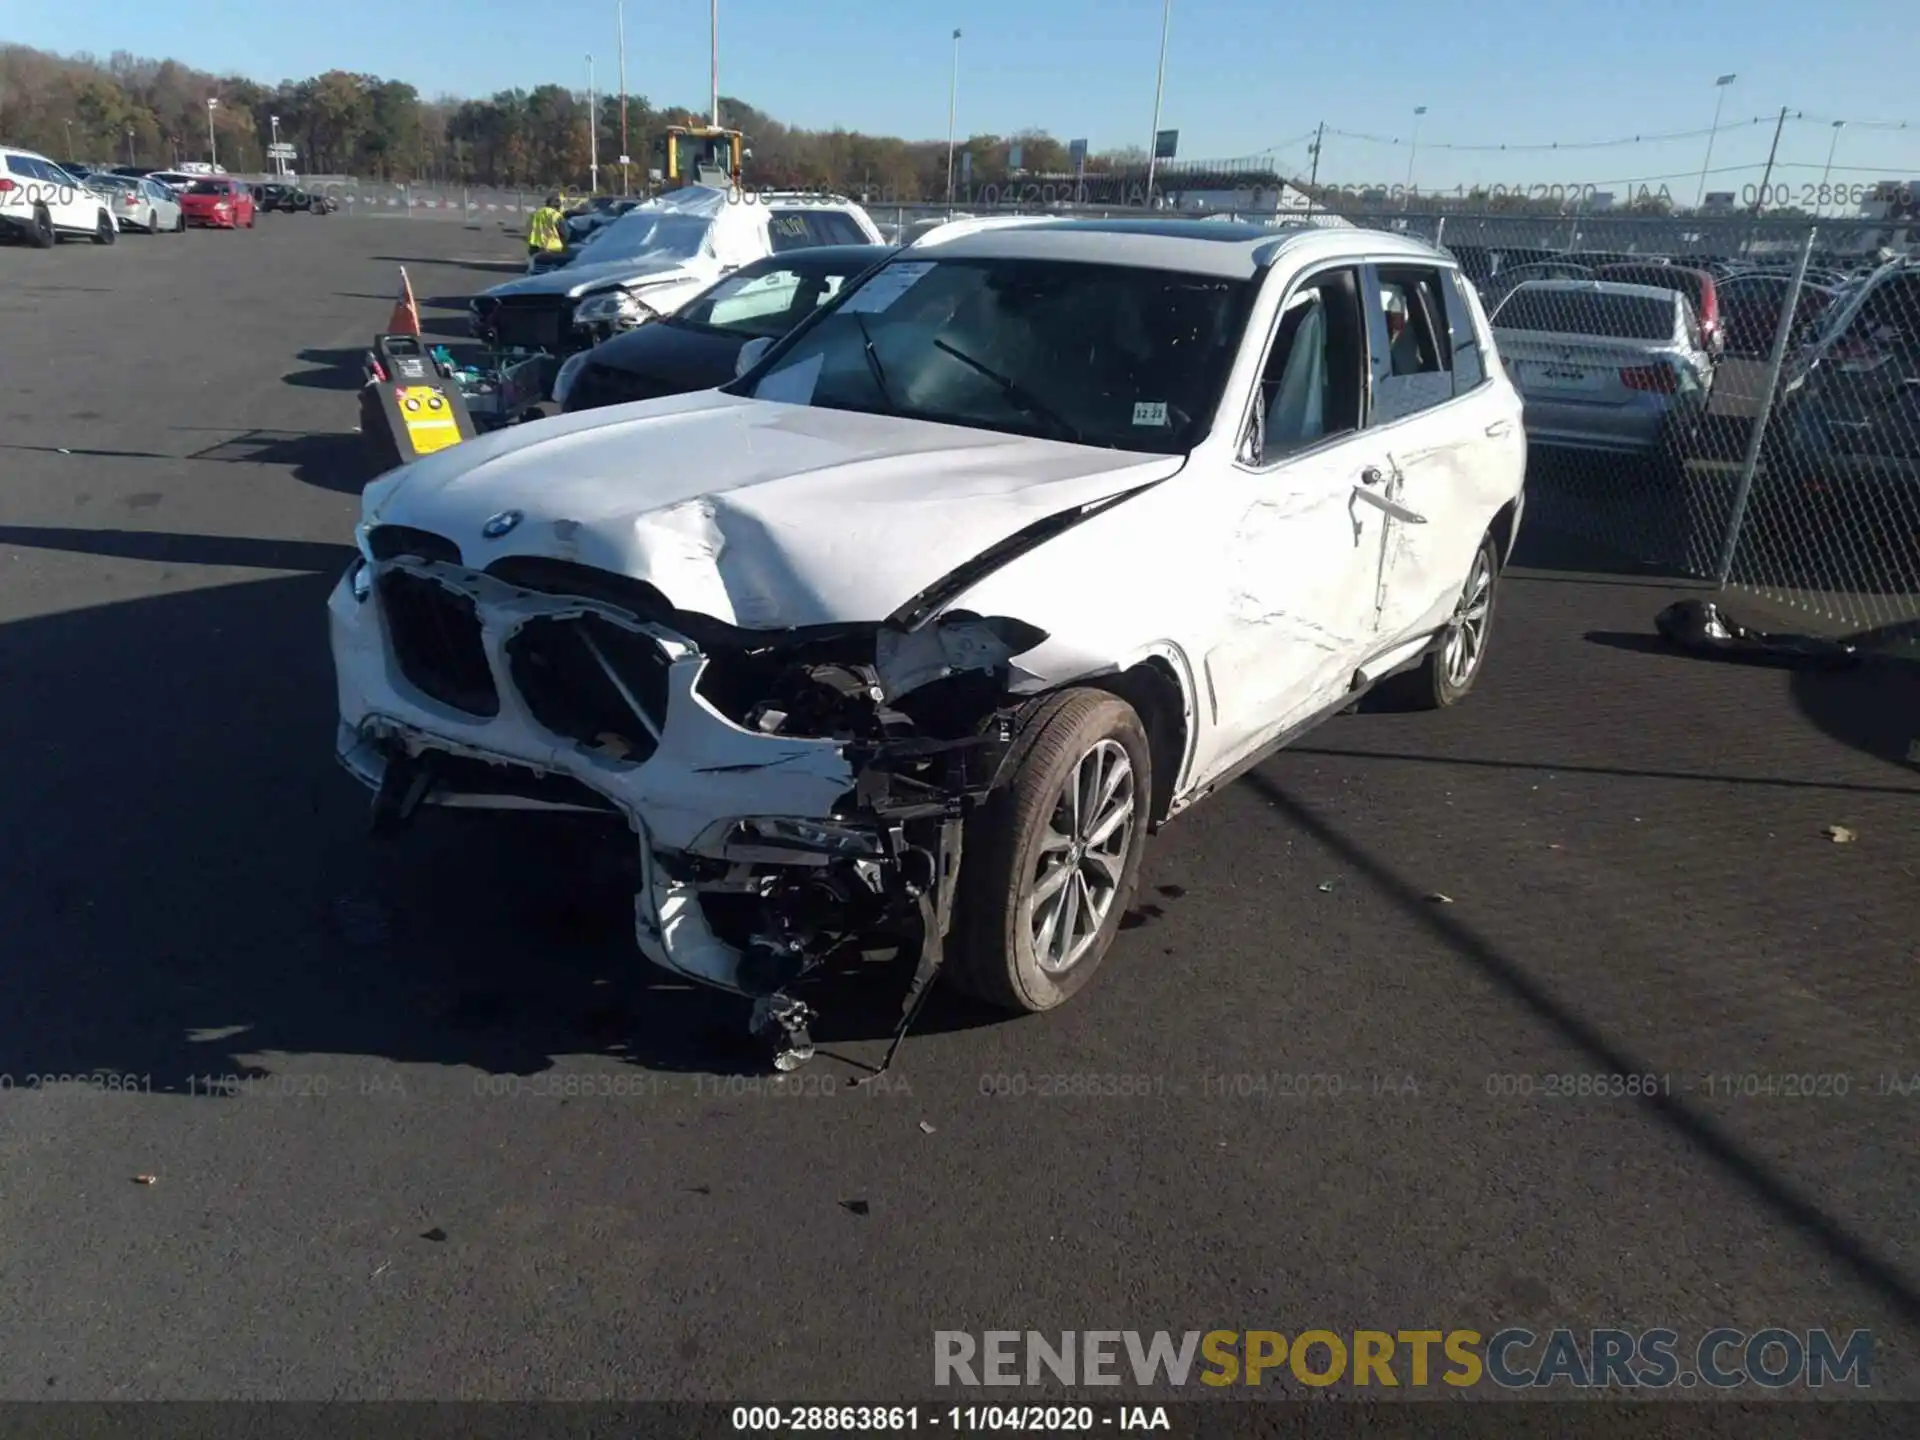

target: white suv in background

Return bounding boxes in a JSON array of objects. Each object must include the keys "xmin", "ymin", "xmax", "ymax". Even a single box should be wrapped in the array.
[
  {"xmin": 336, "ymin": 219, "xmax": 1525, "ymax": 1064},
  {"xmin": 0, "ymin": 145, "xmax": 117, "ymax": 247},
  {"xmin": 469, "ymin": 185, "xmax": 887, "ymax": 353}
]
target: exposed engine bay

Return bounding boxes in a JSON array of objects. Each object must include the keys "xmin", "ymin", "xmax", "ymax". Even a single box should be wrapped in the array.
[{"xmin": 333, "ymin": 537, "xmax": 1061, "ymax": 1074}]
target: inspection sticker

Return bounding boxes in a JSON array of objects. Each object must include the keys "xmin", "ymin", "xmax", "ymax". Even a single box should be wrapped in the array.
[
  {"xmin": 1132, "ymin": 400, "xmax": 1170, "ymax": 427},
  {"xmin": 839, "ymin": 261, "xmax": 936, "ymax": 314}
]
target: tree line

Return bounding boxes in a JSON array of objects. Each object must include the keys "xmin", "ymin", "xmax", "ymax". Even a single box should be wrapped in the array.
[{"xmin": 0, "ymin": 42, "xmax": 1131, "ymax": 198}]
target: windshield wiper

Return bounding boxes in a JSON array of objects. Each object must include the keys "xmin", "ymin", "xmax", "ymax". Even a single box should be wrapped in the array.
[
  {"xmin": 853, "ymin": 314, "xmax": 900, "ymax": 412},
  {"xmin": 932, "ymin": 339, "xmax": 1084, "ymax": 443}
]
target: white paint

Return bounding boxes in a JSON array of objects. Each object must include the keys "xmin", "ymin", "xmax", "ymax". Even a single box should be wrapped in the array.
[{"xmin": 335, "ymin": 222, "xmax": 1527, "ymax": 993}]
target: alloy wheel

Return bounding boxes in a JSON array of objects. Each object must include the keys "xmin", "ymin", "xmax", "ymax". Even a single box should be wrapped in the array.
[
  {"xmin": 1024, "ymin": 738, "xmax": 1137, "ymax": 974},
  {"xmin": 1443, "ymin": 547, "xmax": 1493, "ymax": 689}
]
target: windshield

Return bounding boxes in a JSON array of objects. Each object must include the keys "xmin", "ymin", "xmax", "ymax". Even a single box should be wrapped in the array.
[
  {"xmin": 676, "ymin": 261, "xmax": 873, "ymax": 338},
  {"xmin": 584, "ymin": 210, "xmax": 714, "ymax": 263},
  {"xmin": 1494, "ymin": 287, "xmax": 1674, "ymax": 340},
  {"xmin": 741, "ymin": 256, "xmax": 1255, "ymax": 453},
  {"xmin": 187, "ymin": 180, "xmax": 228, "ymax": 195}
]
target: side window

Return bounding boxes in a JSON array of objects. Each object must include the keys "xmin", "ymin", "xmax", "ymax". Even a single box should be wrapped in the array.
[
  {"xmin": 1440, "ymin": 271, "xmax": 1488, "ymax": 394},
  {"xmin": 1370, "ymin": 266, "xmax": 1455, "ymax": 424},
  {"xmin": 805, "ymin": 212, "xmax": 870, "ymax": 247},
  {"xmin": 709, "ymin": 269, "xmax": 803, "ymax": 327},
  {"xmin": 767, "ymin": 212, "xmax": 813, "ymax": 252},
  {"xmin": 1252, "ymin": 266, "xmax": 1367, "ymax": 462}
]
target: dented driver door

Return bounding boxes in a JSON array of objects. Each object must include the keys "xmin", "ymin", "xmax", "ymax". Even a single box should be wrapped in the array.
[{"xmin": 1199, "ymin": 428, "xmax": 1392, "ymax": 777}]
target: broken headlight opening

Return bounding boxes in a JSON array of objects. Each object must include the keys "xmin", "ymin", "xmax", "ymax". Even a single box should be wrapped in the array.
[{"xmin": 694, "ymin": 816, "xmax": 893, "ymax": 865}]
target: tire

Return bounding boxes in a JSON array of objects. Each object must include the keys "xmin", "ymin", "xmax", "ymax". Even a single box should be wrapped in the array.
[
  {"xmin": 145, "ymin": 209, "xmax": 158, "ymax": 233},
  {"xmin": 948, "ymin": 689, "xmax": 1153, "ymax": 1013},
  {"xmin": 93, "ymin": 210, "xmax": 116, "ymax": 245},
  {"xmin": 29, "ymin": 203, "xmax": 55, "ymax": 248},
  {"xmin": 174, "ymin": 209, "xmax": 186, "ymax": 233},
  {"xmin": 1378, "ymin": 530, "xmax": 1501, "ymax": 712}
]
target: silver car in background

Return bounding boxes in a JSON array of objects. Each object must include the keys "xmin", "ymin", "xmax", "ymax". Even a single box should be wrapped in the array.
[
  {"xmin": 91, "ymin": 173, "xmax": 185, "ymax": 233},
  {"xmin": 1491, "ymin": 279, "xmax": 1713, "ymax": 459}
]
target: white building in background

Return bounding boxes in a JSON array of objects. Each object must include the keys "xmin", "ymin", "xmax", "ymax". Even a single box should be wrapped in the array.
[{"xmin": 1165, "ymin": 181, "xmax": 1319, "ymax": 216}]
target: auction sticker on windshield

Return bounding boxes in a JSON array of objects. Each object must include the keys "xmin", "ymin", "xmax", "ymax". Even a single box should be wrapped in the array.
[
  {"xmin": 839, "ymin": 262, "xmax": 937, "ymax": 315},
  {"xmin": 1133, "ymin": 401, "xmax": 1169, "ymax": 427}
]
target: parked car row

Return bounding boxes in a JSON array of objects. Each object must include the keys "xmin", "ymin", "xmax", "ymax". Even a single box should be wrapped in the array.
[
  {"xmin": 1460, "ymin": 240, "xmax": 1911, "ymax": 481},
  {"xmin": 1, "ymin": 144, "xmax": 335, "ymax": 247}
]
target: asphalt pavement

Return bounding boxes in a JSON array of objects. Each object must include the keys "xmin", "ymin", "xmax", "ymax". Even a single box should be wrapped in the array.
[{"xmin": 1, "ymin": 215, "xmax": 1917, "ymax": 1405}]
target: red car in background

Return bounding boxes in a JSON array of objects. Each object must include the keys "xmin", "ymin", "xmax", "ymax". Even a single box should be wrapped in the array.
[{"xmin": 181, "ymin": 178, "xmax": 256, "ymax": 229}]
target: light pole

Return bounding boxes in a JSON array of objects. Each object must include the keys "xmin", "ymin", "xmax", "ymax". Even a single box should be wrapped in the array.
[
  {"xmin": 618, "ymin": 0, "xmax": 629, "ymax": 195},
  {"xmin": 1404, "ymin": 104, "xmax": 1427, "ymax": 205},
  {"xmin": 126, "ymin": 127, "xmax": 135, "ymax": 166},
  {"xmin": 710, "ymin": 0, "xmax": 720, "ymax": 129},
  {"xmin": 270, "ymin": 114, "xmax": 282, "ymax": 177},
  {"xmin": 945, "ymin": 28, "xmax": 961, "ymax": 207},
  {"xmin": 1696, "ymin": 73, "xmax": 1736, "ymax": 208},
  {"xmin": 63, "ymin": 118, "xmax": 72, "ymax": 158},
  {"xmin": 206, "ymin": 97, "xmax": 219, "ymax": 168},
  {"xmin": 1143, "ymin": 0, "xmax": 1173, "ymax": 206},
  {"xmin": 1819, "ymin": 119, "xmax": 1844, "ymax": 213},
  {"xmin": 587, "ymin": 55, "xmax": 599, "ymax": 193}
]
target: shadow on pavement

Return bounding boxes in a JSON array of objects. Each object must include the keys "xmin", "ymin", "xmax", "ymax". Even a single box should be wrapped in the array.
[
  {"xmin": 283, "ymin": 348, "xmax": 368, "ymax": 392},
  {"xmin": 1240, "ymin": 767, "xmax": 1920, "ymax": 1332},
  {"xmin": 374, "ymin": 254, "xmax": 525, "ymax": 276},
  {"xmin": 1792, "ymin": 653, "xmax": 1920, "ymax": 774},
  {"xmin": 0, "ymin": 532, "xmax": 998, "ymax": 1099},
  {"xmin": 180, "ymin": 429, "xmax": 371, "ymax": 495}
]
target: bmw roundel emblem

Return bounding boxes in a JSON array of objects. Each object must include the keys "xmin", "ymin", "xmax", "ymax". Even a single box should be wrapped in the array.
[{"xmin": 481, "ymin": 510, "xmax": 523, "ymax": 539}]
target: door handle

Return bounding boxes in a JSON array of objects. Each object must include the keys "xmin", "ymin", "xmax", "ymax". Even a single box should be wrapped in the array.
[{"xmin": 1485, "ymin": 420, "xmax": 1513, "ymax": 437}]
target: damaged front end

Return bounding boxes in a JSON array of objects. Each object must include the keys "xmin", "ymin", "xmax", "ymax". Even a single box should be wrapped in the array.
[{"xmin": 332, "ymin": 538, "xmax": 1049, "ymax": 1070}]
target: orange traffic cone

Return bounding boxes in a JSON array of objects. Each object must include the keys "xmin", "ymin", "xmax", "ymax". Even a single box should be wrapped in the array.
[{"xmin": 387, "ymin": 266, "xmax": 422, "ymax": 337}]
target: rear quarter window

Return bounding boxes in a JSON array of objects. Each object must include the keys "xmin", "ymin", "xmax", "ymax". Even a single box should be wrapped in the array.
[{"xmin": 1494, "ymin": 289, "xmax": 1673, "ymax": 340}]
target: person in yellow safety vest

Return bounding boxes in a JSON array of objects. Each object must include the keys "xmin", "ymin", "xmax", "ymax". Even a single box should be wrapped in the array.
[{"xmin": 526, "ymin": 194, "xmax": 566, "ymax": 260}]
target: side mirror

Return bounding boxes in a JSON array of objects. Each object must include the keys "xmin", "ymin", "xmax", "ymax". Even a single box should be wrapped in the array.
[{"xmin": 734, "ymin": 335, "xmax": 774, "ymax": 378}]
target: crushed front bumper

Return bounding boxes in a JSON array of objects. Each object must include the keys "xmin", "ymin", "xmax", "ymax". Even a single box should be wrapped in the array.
[{"xmin": 330, "ymin": 554, "xmax": 1007, "ymax": 1000}]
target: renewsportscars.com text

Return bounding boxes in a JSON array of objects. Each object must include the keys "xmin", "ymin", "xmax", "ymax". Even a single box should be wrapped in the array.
[{"xmin": 933, "ymin": 1328, "xmax": 1872, "ymax": 1390}]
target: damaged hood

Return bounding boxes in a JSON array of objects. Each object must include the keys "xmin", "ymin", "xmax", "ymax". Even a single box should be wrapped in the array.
[
  {"xmin": 481, "ymin": 252, "xmax": 715, "ymax": 302},
  {"xmin": 363, "ymin": 391, "xmax": 1185, "ymax": 630}
]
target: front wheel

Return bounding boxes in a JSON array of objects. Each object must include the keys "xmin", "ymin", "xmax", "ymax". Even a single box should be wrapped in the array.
[
  {"xmin": 174, "ymin": 209, "xmax": 186, "ymax": 233},
  {"xmin": 145, "ymin": 208, "xmax": 158, "ymax": 233},
  {"xmin": 948, "ymin": 689, "xmax": 1153, "ymax": 1013},
  {"xmin": 29, "ymin": 203, "xmax": 55, "ymax": 248},
  {"xmin": 1383, "ymin": 530, "xmax": 1501, "ymax": 711},
  {"xmin": 93, "ymin": 210, "xmax": 116, "ymax": 245}
]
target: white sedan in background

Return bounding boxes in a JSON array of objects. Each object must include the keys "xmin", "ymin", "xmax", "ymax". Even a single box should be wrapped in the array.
[{"xmin": 92, "ymin": 173, "xmax": 186, "ymax": 233}]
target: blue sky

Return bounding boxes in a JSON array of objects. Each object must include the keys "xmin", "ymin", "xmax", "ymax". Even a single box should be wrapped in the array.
[{"xmin": 8, "ymin": 0, "xmax": 1917, "ymax": 191}]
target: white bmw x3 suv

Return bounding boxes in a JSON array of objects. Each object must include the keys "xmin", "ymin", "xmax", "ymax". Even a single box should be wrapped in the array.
[{"xmin": 330, "ymin": 217, "xmax": 1525, "ymax": 1064}]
